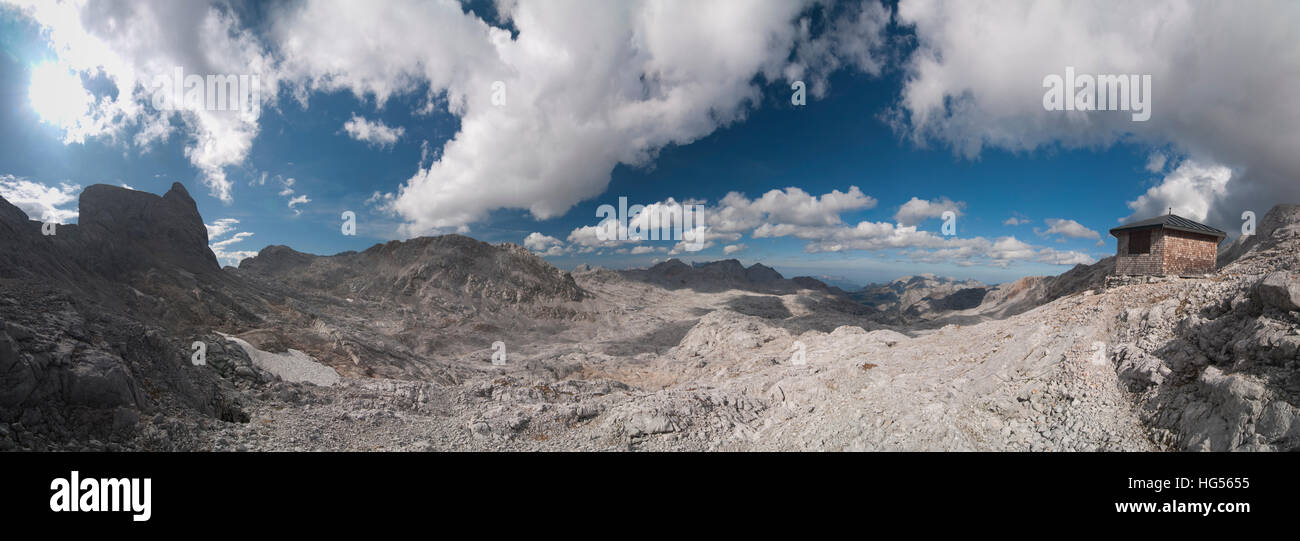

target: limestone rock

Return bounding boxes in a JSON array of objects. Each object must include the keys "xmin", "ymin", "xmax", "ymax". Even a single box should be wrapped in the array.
[{"xmin": 1255, "ymin": 272, "xmax": 1300, "ymax": 311}]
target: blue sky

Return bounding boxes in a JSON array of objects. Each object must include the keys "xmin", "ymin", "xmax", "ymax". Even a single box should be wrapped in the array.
[{"xmin": 1, "ymin": 0, "xmax": 1296, "ymax": 287}]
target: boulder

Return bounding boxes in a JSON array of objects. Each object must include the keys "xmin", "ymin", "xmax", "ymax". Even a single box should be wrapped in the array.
[
  {"xmin": 62, "ymin": 350, "xmax": 141, "ymax": 409},
  {"xmin": 1255, "ymin": 272, "xmax": 1300, "ymax": 311}
]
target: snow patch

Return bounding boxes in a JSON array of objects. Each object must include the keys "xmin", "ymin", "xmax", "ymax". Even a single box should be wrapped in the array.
[{"xmin": 217, "ymin": 332, "xmax": 340, "ymax": 386}]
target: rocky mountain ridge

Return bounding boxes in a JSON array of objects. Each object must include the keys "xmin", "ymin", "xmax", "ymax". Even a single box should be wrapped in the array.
[
  {"xmin": 852, "ymin": 259, "xmax": 1115, "ymax": 326},
  {"xmin": 0, "ymin": 184, "xmax": 599, "ymax": 448},
  {"xmin": 619, "ymin": 258, "xmax": 832, "ymax": 294}
]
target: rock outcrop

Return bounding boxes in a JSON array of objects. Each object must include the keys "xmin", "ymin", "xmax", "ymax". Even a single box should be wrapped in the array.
[
  {"xmin": 74, "ymin": 183, "xmax": 220, "ymax": 277},
  {"xmin": 1256, "ymin": 272, "xmax": 1300, "ymax": 311}
]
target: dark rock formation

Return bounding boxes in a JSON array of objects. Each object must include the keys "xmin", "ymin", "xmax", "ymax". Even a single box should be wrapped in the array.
[
  {"xmin": 74, "ymin": 183, "xmax": 220, "ymax": 277},
  {"xmin": 627, "ymin": 258, "xmax": 827, "ymax": 295}
]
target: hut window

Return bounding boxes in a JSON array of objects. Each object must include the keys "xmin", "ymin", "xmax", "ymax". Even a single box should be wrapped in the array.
[{"xmin": 1128, "ymin": 230, "xmax": 1151, "ymax": 255}]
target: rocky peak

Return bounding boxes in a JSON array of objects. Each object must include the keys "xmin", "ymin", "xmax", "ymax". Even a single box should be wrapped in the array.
[
  {"xmin": 238, "ymin": 245, "xmax": 317, "ymax": 273},
  {"xmin": 743, "ymin": 262, "xmax": 784, "ymax": 283},
  {"xmin": 648, "ymin": 258, "xmax": 691, "ymax": 275},
  {"xmin": 75, "ymin": 183, "xmax": 219, "ymax": 276},
  {"xmin": 1257, "ymin": 204, "xmax": 1300, "ymax": 239},
  {"xmin": 1220, "ymin": 204, "xmax": 1300, "ymax": 269},
  {"xmin": 695, "ymin": 259, "xmax": 745, "ymax": 273},
  {"xmin": 628, "ymin": 258, "xmax": 828, "ymax": 295},
  {"xmin": 240, "ymin": 233, "xmax": 586, "ymax": 305},
  {"xmin": 683, "ymin": 259, "xmax": 786, "ymax": 283},
  {"xmin": 0, "ymin": 183, "xmax": 221, "ymax": 282}
]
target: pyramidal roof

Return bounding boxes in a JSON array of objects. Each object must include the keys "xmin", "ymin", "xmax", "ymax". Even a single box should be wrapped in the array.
[{"xmin": 1108, "ymin": 213, "xmax": 1227, "ymax": 238}]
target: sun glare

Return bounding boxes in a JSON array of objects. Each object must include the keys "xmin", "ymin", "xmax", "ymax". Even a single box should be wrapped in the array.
[{"xmin": 28, "ymin": 63, "xmax": 92, "ymax": 129}]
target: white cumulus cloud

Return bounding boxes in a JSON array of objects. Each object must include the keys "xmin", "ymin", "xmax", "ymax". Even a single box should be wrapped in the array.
[
  {"xmin": 205, "ymin": 217, "xmax": 240, "ymax": 239},
  {"xmin": 205, "ymin": 218, "xmax": 258, "ymax": 266},
  {"xmin": 523, "ymin": 232, "xmax": 565, "ymax": 256},
  {"xmin": 894, "ymin": 196, "xmax": 964, "ymax": 226},
  {"xmin": 713, "ymin": 186, "xmax": 877, "ymax": 234},
  {"xmin": 1123, "ymin": 160, "xmax": 1232, "ymax": 224},
  {"xmin": 1041, "ymin": 218, "xmax": 1101, "ymax": 240},
  {"xmin": 892, "ymin": 0, "xmax": 1300, "ymax": 228},
  {"xmin": 342, "ymin": 114, "xmax": 404, "ymax": 148},
  {"xmin": 0, "ymin": 175, "xmax": 79, "ymax": 223},
  {"xmin": 271, "ymin": 0, "xmax": 890, "ymax": 235}
]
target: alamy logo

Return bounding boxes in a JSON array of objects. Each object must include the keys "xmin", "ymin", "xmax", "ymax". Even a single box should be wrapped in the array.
[
  {"xmin": 1043, "ymin": 67, "xmax": 1151, "ymax": 121},
  {"xmin": 41, "ymin": 211, "xmax": 57, "ymax": 236},
  {"xmin": 49, "ymin": 471, "xmax": 151, "ymax": 522},
  {"xmin": 941, "ymin": 211, "xmax": 957, "ymax": 236},
  {"xmin": 791, "ymin": 80, "xmax": 806, "ymax": 106},
  {"xmin": 150, "ymin": 66, "xmax": 261, "ymax": 119},
  {"xmin": 341, "ymin": 211, "xmax": 357, "ymax": 236},
  {"xmin": 491, "ymin": 341, "xmax": 507, "ymax": 365},
  {"xmin": 191, "ymin": 341, "xmax": 206, "ymax": 366},
  {"xmin": 595, "ymin": 196, "xmax": 706, "ymax": 252},
  {"xmin": 790, "ymin": 341, "xmax": 807, "ymax": 366}
]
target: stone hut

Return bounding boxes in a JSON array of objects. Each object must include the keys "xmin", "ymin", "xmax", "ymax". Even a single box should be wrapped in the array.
[{"xmin": 1109, "ymin": 213, "xmax": 1226, "ymax": 276}]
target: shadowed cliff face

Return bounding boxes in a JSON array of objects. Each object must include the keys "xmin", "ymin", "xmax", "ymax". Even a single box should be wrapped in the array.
[
  {"xmin": 0, "ymin": 184, "xmax": 257, "ymax": 450},
  {"xmin": 75, "ymin": 183, "xmax": 220, "ymax": 277},
  {"xmin": 0, "ymin": 182, "xmax": 218, "ymax": 285}
]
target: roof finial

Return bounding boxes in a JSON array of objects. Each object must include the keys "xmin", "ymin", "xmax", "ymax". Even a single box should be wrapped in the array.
[{"xmin": 1168, "ymin": 207, "xmax": 1172, "ymax": 215}]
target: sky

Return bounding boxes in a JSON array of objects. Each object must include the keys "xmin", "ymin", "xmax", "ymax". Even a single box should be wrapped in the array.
[{"xmin": 0, "ymin": 0, "xmax": 1297, "ymax": 287}]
